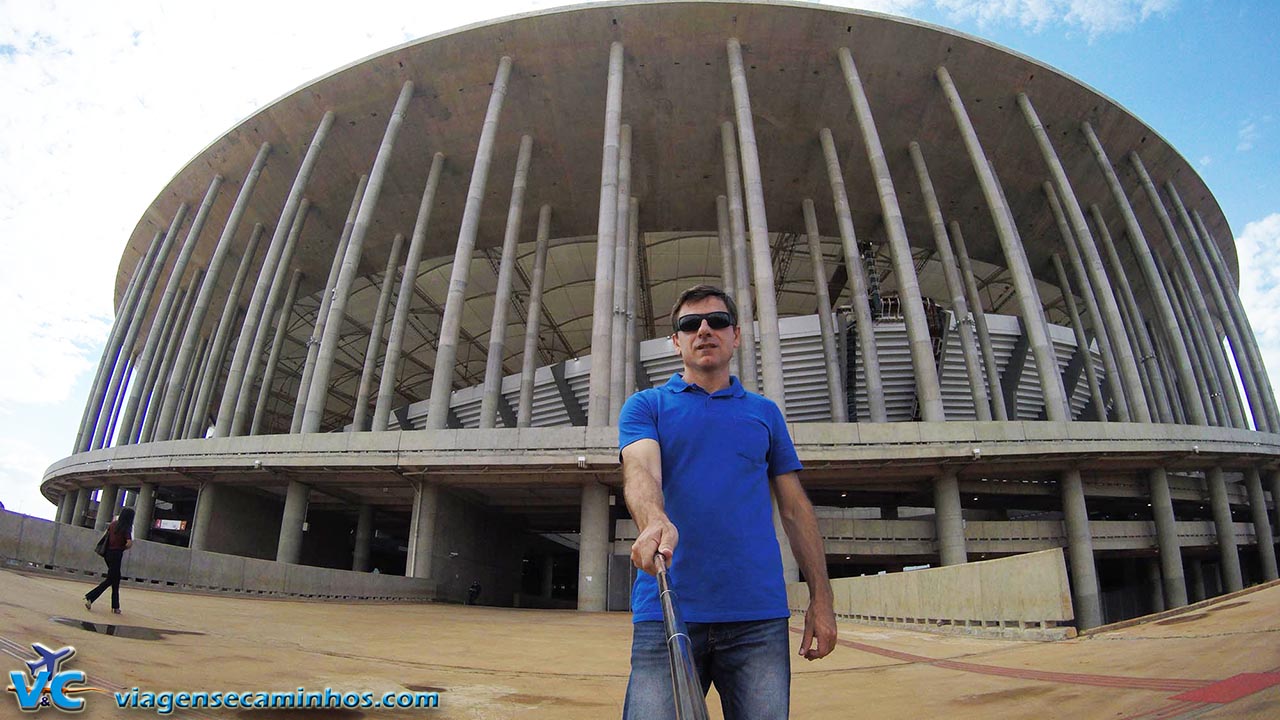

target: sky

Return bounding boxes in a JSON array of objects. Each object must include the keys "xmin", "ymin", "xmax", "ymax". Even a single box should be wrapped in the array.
[{"xmin": 1, "ymin": 0, "xmax": 1277, "ymax": 520}]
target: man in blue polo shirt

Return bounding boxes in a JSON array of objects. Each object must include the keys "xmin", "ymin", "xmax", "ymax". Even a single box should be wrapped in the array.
[{"xmin": 619, "ymin": 284, "xmax": 836, "ymax": 719}]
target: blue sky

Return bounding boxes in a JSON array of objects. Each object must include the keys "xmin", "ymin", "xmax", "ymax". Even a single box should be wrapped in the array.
[{"xmin": 0, "ymin": 0, "xmax": 1277, "ymax": 520}]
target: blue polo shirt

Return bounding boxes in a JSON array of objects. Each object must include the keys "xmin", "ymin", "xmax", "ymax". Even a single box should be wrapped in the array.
[{"xmin": 619, "ymin": 373, "xmax": 802, "ymax": 623}]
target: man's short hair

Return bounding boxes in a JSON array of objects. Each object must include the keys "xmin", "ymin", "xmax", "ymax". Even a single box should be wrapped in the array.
[{"xmin": 669, "ymin": 285, "xmax": 739, "ymax": 332}]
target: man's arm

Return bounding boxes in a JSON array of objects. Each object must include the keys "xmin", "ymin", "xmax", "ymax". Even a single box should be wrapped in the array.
[
  {"xmin": 622, "ymin": 438, "xmax": 678, "ymax": 576},
  {"xmin": 772, "ymin": 471, "xmax": 837, "ymax": 660}
]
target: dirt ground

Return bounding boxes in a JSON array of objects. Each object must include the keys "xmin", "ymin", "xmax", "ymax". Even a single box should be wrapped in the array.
[{"xmin": 2, "ymin": 569, "xmax": 1277, "ymax": 718}]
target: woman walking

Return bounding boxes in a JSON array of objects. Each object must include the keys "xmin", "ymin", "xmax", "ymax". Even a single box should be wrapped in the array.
[{"xmin": 85, "ymin": 507, "xmax": 134, "ymax": 614}]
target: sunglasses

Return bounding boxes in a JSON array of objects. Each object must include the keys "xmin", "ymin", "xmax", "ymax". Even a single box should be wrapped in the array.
[{"xmin": 674, "ymin": 311, "xmax": 735, "ymax": 333}]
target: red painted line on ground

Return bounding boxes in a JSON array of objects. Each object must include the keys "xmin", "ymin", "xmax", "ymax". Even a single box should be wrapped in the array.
[
  {"xmin": 796, "ymin": 627, "xmax": 1211, "ymax": 693},
  {"xmin": 1170, "ymin": 672, "xmax": 1280, "ymax": 704}
]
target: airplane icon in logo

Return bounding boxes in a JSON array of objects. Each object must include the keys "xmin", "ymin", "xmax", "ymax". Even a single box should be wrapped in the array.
[{"xmin": 24, "ymin": 643, "xmax": 76, "ymax": 679}]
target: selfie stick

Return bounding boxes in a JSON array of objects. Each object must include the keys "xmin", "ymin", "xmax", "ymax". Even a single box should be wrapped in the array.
[{"xmin": 655, "ymin": 554, "xmax": 710, "ymax": 720}]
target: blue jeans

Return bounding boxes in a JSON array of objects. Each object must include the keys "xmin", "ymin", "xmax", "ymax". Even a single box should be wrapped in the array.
[{"xmin": 623, "ymin": 617, "xmax": 791, "ymax": 720}]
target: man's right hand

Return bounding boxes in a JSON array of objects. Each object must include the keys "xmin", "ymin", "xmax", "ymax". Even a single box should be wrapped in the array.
[{"xmin": 631, "ymin": 517, "xmax": 679, "ymax": 576}]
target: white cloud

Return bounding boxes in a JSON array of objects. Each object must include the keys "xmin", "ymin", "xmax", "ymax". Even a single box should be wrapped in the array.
[
  {"xmin": 932, "ymin": 0, "xmax": 1176, "ymax": 35},
  {"xmin": 1237, "ymin": 120, "xmax": 1259, "ymax": 152},
  {"xmin": 1236, "ymin": 213, "xmax": 1280, "ymax": 389}
]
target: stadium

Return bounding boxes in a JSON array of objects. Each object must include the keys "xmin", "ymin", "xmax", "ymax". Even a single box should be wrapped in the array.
[{"xmin": 32, "ymin": 0, "xmax": 1280, "ymax": 631}]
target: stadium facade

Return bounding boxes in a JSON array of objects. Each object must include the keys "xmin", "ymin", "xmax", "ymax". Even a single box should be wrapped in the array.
[{"xmin": 41, "ymin": 0, "xmax": 1280, "ymax": 628}]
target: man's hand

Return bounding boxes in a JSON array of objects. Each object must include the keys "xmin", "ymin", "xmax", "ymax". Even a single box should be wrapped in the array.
[
  {"xmin": 630, "ymin": 516, "xmax": 678, "ymax": 576},
  {"xmin": 798, "ymin": 596, "xmax": 837, "ymax": 661}
]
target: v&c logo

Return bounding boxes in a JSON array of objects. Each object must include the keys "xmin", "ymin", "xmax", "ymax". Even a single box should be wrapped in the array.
[{"xmin": 6, "ymin": 642, "xmax": 92, "ymax": 713}]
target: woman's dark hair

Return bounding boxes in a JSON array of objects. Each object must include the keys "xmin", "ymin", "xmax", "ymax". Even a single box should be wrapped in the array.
[
  {"xmin": 669, "ymin": 284, "xmax": 739, "ymax": 331},
  {"xmin": 117, "ymin": 507, "xmax": 136, "ymax": 529}
]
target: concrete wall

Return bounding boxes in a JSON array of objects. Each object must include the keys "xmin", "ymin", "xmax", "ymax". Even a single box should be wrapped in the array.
[
  {"xmin": 202, "ymin": 485, "xmax": 282, "ymax": 560},
  {"xmin": 427, "ymin": 490, "xmax": 527, "ymax": 606},
  {"xmin": 0, "ymin": 509, "xmax": 433, "ymax": 601},
  {"xmin": 788, "ymin": 548, "xmax": 1075, "ymax": 640}
]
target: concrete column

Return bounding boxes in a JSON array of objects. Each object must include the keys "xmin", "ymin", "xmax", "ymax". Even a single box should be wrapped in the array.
[
  {"xmin": 1059, "ymin": 468, "xmax": 1103, "ymax": 629},
  {"xmin": 127, "ymin": 286, "xmax": 187, "ymax": 444},
  {"xmin": 721, "ymin": 122, "xmax": 759, "ymax": 392},
  {"xmin": 1051, "ymin": 255, "xmax": 1105, "ymax": 420},
  {"xmin": 1190, "ymin": 207, "xmax": 1279, "ymax": 431},
  {"xmin": 142, "ymin": 270, "xmax": 204, "ymax": 442},
  {"xmin": 429, "ymin": 59, "xmax": 513, "ymax": 429},
  {"xmin": 802, "ymin": 200, "xmax": 848, "ymax": 422},
  {"xmin": 950, "ymin": 223, "xmax": 1008, "ymax": 421},
  {"xmin": 625, "ymin": 198, "xmax": 642, "ymax": 397},
  {"xmin": 189, "ymin": 483, "xmax": 218, "ymax": 551},
  {"xmin": 110, "ymin": 203, "xmax": 191, "ymax": 445},
  {"xmin": 910, "ymin": 142, "xmax": 990, "ymax": 421},
  {"xmin": 578, "ymin": 482, "xmax": 610, "ymax": 611},
  {"xmin": 1081, "ymin": 123, "xmax": 1205, "ymax": 425},
  {"xmin": 374, "ymin": 154, "xmax": 445, "ymax": 432},
  {"xmin": 104, "ymin": 360, "xmax": 133, "ymax": 447},
  {"xmin": 583, "ymin": 43, "xmax": 625, "ymax": 428},
  {"xmin": 517, "ymin": 205, "xmax": 554, "ymax": 428},
  {"xmin": 231, "ymin": 200, "xmax": 310, "ymax": 436},
  {"xmin": 294, "ymin": 177, "xmax": 367, "ymax": 433},
  {"xmin": 837, "ymin": 53, "xmax": 939, "ymax": 420},
  {"xmin": 1162, "ymin": 262, "xmax": 1221, "ymax": 426},
  {"xmin": 1131, "ymin": 154, "xmax": 1245, "ymax": 429},
  {"xmin": 1090, "ymin": 205, "xmax": 1174, "ymax": 423},
  {"xmin": 1168, "ymin": 184, "xmax": 1272, "ymax": 431},
  {"xmin": 190, "ymin": 226, "xmax": 264, "ymax": 439},
  {"xmin": 541, "ymin": 555, "xmax": 555, "ymax": 598},
  {"xmin": 71, "ymin": 488, "xmax": 90, "ymax": 527},
  {"xmin": 250, "ymin": 268, "xmax": 304, "ymax": 436},
  {"xmin": 93, "ymin": 485, "xmax": 119, "ymax": 532},
  {"xmin": 76, "ymin": 231, "xmax": 161, "ymax": 453},
  {"xmin": 937, "ymin": 66, "xmax": 1067, "ymax": 421},
  {"xmin": 1146, "ymin": 558, "xmax": 1166, "ymax": 613},
  {"xmin": 407, "ymin": 482, "xmax": 438, "ymax": 579},
  {"xmin": 1045, "ymin": 183, "xmax": 1126, "ymax": 421},
  {"xmin": 172, "ymin": 334, "xmax": 210, "ymax": 441},
  {"xmin": 55, "ymin": 493, "xmax": 73, "ymax": 524},
  {"xmin": 353, "ymin": 234, "xmax": 405, "ymax": 431},
  {"xmin": 1187, "ymin": 558, "xmax": 1206, "ymax": 602},
  {"xmin": 1244, "ymin": 469, "xmax": 1278, "ymax": 581},
  {"xmin": 1148, "ymin": 467, "xmax": 1188, "ymax": 608},
  {"xmin": 155, "ymin": 143, "xmax": 272, "ymax": 440},
  {"xmin": 353, "ymin": 504, "xmax": 373, "ymax": 573},
  {"xmin": 480, "ymin": 135, "xmax": 535, "ymax": 429},
  {"xmin": 1020, "ymin": 94, "xmax": 1147, "ymax": 422},
  {"xmin": 1270, "ymin": 470, "xmax": 1280, "ymax": 542},
  {"xmin": 277, "ymin": 480, "xmax": 310, "ymax": 565},
  {"xmin": 131, "ymin": 483, "xmax": 155, "ymax": 541},
  {"xmin": 220, "ymin": 111, "xmax": 336, "ymax": 436},
  {"xmin": 717, "ymin": 196, "xmax": 736, "ymax": 299},
  {"xmin": 303, "ymin": 87, "xmax": 413, "ymax": 434},
  {"xmin": 608, "ymin": 127, "xmax": 634, "ymax": 422},
  {"xmin": 933, "ymin": 472, "xmax": 966, "ymax": 566},
  {"xmin": 728, "ymin": 38, "xmax": 786, "ymax": 411},
  {"xmin": 1207, "ymin": 467, "xmax": 1244, "ymax": 592}
]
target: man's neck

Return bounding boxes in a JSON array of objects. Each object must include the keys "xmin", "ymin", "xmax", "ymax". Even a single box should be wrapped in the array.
[{"xmin": 681, "ymin": 366, "xmax": 733, "ymax": 394}]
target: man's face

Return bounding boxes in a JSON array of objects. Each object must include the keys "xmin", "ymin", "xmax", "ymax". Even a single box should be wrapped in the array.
[{"xmin": 671, "ymin": 296, "xmax": 740, "ymax": 374}]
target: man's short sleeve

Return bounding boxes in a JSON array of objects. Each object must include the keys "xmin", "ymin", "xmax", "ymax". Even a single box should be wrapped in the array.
[
  {"xmin": 618, "ymin": 390, "xmax": 659, "ymax": 455},
  {"xmin": 766, "ymin": 400, "xmax": 803, "ymax": 477}
]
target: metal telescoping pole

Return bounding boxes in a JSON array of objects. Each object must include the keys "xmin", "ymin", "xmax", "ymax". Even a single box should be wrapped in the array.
[
  {"xmin": 516, "ymin": 205, "xmax": 553, "ymax": 428},
  {"xmin": 303, "ymin": 86, "xmax": 413, "ymax": 434},
  {"xmin": 801, "ymin": 200, "xmax": 848, "ymax": 423},
  {"xmin": 585, "ymin": 43, "xmax": 624, "ymax": 428},
  {"xmin": 937, "ymin": 65, "xmax": 1068, "ymax": 421},
  {"xmin": 155, "ymin": 143, "xmax": 272, "ymax": 440},
  {"xmin": 218, "ymin": 112, "xmax": 336, "ymax": 436},
  {"xmin": 909, "ymin": 142, "xmax": 990, "ymax": 421},
  {"xmin": 480, "ymin": 134, "xmax": 535, "ymax": 429},
  {"xmin": 820, "ymin": 128, "xmax": 885, "ymax": 422},
  {"xmin": 608, "ymin": 126, "xmax": 633, "ymax": 422},
  {"xmin": 250, "ymin": 268, "xmax": 304, "ymax": 436},
  {"xmin": 428, "ymin": 59, "xmax": 514, "ymax": 430},
  {"xmin": 294, "ymin": 176, "xmax": 367, "ymax": 433},
  {"xmin": 373, "ymin": 154, "xmax": 445, "ymax": 432},
  {"xmin": 353, "ymin": 235, "xmax": 404, "ymax": 431},
  {"xmin": 1081, "ymin": 122, "xmax": 1205, "ymax": 425},
  {"xmin": 231, "ymin": 200, "xmax": 310, "ymax": 436},
  {"xmin": 721, "ymin": 122, "xmax": 758, "ymax": 392},
  {"xmin": 728, "ymin": 38, "xmax": 786, "ymax": 412},
  {"xmin": 949, "ymin": 222, "xmax": 1008, "ymax": 421},
  {"xmin": 1051, "ymin": 255, "xmax": 1106, "ymax": 420},
  {"xmin": 654, "ymin": 554, "xmax": 710, "ymax": 720},
  {"xmin": 189, "ymin": 225, "xmax": 264, "ymax": 439}
]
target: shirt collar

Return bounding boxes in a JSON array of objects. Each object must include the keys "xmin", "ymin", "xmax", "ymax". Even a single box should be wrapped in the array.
[{"xmin": 663, "ymin": 373, "xmax": 746, "ymax": 398}]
